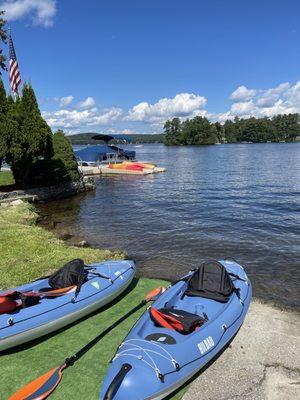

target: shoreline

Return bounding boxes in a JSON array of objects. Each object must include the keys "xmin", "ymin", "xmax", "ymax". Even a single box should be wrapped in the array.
[
  {"xmin": 0, "ymin": 177, "xmax": 95, "ymax": 204},
  {"xmin": 37, "ymin": 213, "xmax": 299, "ymax": 313}
]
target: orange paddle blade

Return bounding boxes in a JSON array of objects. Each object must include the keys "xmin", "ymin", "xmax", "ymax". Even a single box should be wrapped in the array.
[
  {"xmin": 8, "ymin": 364, "xmax": 66, "ymax": 400},
  {"xmin": 145, "ymin": 286, "xmax": 166, "ymax": 303}
]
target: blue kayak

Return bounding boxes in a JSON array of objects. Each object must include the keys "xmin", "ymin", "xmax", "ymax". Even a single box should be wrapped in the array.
[
  {"xmin": 0, "ymin": 260, "xmax": 136, "ymax": 352},
  {"xmin": 100, "ymin": 259, "xmax": 251, "ymax": 400}
]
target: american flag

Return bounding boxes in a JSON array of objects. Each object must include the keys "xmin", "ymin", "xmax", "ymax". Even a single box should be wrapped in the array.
[{"xmin": 9, "ymin": 35, "xmax": 21, "ymax": 94}]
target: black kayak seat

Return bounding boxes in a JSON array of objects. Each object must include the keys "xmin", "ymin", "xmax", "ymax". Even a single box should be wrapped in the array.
[
  {"xmin": 49, "ymin": 259, "xmax": 88, "ymax": 293},
  {"xmin": 184, "ymin": 260, "xmax": 234, "ymax": 303}
]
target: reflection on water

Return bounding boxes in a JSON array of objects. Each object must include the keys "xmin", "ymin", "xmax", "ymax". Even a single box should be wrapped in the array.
[{"xmin": 38, "ymin": 143, "xmax": 300, "ymax": 309}]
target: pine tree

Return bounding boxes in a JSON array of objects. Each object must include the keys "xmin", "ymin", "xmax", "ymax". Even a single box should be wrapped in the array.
[
  {"xmin": 0, "ymin": 81, "xmax": 18, "ymax": 170},
  {"xmin": 6, "ymin": 84, "xmax": 53, "ymax": 187},
  {"xmin": 52, "ymin": 130, "xmax": 80, "ymax": 182},
  {"xmin": 0, "ymin": 79, "xmax": 7, "ymax": 168},
  {"xmin": 0, "ymin": 11, "xmax": 7, "ymax": 72},
  {"xmin": 164, "ymin": 118, "xmax": 182, "ymax": 145}
]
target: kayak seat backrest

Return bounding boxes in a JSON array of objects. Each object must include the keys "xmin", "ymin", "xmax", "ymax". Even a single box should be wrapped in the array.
[
  {"xmin": 149, "ymin": 307, "xmax": 207, "ymax": 335},
  {"xmin": 48, "ymin": 259, "xmax": 88, "ymax": 291},
  {"xmin": 184, "ymin": 260, "xmax": 233, "ymax": 303}
]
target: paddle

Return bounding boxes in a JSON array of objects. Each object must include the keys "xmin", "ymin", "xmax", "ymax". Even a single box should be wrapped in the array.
[{"xmin": 8, "ymin": 286, "xmax": 166, "ymax": 400}]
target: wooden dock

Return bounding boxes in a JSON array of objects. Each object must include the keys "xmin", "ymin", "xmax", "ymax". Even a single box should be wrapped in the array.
[{"xmin": 79, "ymin": 163, "xmax": 166, "ymax": 176}]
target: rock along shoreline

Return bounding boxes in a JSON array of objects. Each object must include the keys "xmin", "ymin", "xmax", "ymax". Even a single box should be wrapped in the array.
[{"xmin": 0, "ymin": 176, "xmax": 95, "ymax": 204}]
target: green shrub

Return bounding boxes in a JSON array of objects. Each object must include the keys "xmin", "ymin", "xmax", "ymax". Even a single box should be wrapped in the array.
[
  {"xmin": 0, "ymin": 80, "xmax": 14, "ymax": 170},
  {"xmin": 5, "ymin": 84, "xmax": 53, "ymax": 187},
  {"xmin": 27, "ymin": 130, "xmax": 80, "ymax": 186},
  {"xmin": 52, "ymin": 129, "xmax": 80, "ymax": 182}
]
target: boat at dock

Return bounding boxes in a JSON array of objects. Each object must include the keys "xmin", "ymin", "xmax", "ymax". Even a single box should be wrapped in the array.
[{"xmin": 75, "ymin": 134, "xmax": 166, "ymax": 175}]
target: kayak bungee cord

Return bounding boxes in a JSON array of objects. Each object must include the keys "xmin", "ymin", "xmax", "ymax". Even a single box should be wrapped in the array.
[
  {"xmin": 114, "ymin": 338, "xmax": 180, "ymax": 381},
  {"xmin": 8, "ymin": 286, "xmax": 166, "ymax": 400},
  {"xmin": 124, "ymin": 338, "xmax": 180, "ymax": 369}
]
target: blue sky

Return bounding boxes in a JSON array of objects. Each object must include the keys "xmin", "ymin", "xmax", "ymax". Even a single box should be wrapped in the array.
[{"xmin": 0, "ymin": 0, "xmax": 300, "ymax": 134}]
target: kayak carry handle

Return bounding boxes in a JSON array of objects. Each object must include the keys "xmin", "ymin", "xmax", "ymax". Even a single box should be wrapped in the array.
[{"xmin": 103, "ymin": 363, "xmax": 132, "ymax": 400}]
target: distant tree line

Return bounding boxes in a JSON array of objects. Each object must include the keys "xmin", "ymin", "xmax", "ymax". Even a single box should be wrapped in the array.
[
  {"xmin": 0, "ymin": 81, "xmax": 80, "ymax": 188},
  {"xmin": 69, "ymin": 132, "xmax": 165, "ymax": 145},
  {"xmin": 164, "ymin": 114, "xmax": 300, "ymax": 145},
  {"xmin": 223, "ymin": 114, "xmax": 299, "ymax": 143}
]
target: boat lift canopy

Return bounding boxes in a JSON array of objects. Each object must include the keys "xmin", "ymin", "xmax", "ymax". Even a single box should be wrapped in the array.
[
  {"xmin": 91, "ymin": 134, "xmax": 132, "ymax": 143},
  {"xmin": 75, "ymin": 145, "xmax": 135, "ymax": 163}
]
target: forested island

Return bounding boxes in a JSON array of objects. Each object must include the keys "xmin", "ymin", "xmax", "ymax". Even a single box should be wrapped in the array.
[{"xmin": 164, "ymin": 114, "xmax": 300, "ymax": 145}]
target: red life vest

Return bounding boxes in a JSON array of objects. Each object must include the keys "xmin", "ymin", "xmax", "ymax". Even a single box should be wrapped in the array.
[
  {"xmin": 149, "ymin": 307, "xmax": 207, "ymax": 334},
  {"xmin": 0, "ymin": 296, "xmax": 20, "ymax": 314}
]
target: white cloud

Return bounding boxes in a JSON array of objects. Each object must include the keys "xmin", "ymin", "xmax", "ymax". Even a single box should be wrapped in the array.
[
  {"xmin": 230, "ymin": 86, "xmax": 256, "ymax": 102},
  {"xmin": 126, "ymin": 93, "xmax": 207, "ymax": 122},
  {"xmin": 255, "ymin": 83, "xmax": 291, "ymax": 108},
  {"xmin": 56, "ymin": 96, "xmax": 74, "ymax": 107},
  {"xmin": 220, "ymin": 81, "xmax": 300, "ymax": 121},
  {"xmin": 43, "ymin": 106, "xmax": 123, "ymax": 132},
  {"xmin": 88, "ymin": 107, "xmax": 123, "ymax": 125},
  {"xmin": 230, "ymin": 100, "xmax": 255, "ymax": 116},
  {"xmin": 283, "ymin": 81, "xmax": 300, "ymax": 105},
  {"xmin": 256, "ymin": 94, "xmax": 278, "ymax": 108},
  {"xmin": 267, "ymin": 82, "xmax": 291, "ymax": 95},
  {"xmin": 77, "ymin": 96, "xmax": 96, "ymax": 109},
  {"xmin": 1, "ymin": 0, "xmax": 56, "ymax": 27}
]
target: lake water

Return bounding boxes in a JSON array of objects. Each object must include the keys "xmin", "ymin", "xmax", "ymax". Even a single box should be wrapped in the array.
[{"xmin": 38, "ymin": 143, "xmax": 300, "ymax": 309}]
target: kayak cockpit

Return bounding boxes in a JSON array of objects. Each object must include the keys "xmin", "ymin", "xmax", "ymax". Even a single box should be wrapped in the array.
[{"xmin": 136, "ymin": 289, "xmax": 228, "ymax": 344}]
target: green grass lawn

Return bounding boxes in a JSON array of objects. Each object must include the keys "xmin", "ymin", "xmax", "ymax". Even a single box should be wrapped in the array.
[
  {"xmin": 0, "ymin": 170, "xmax": 15, "ymax": 187},
  {"xmin": 0, "ymin": 202, "xmax": 124, "ymax": 290},
  {"xmin": 0, "ymin": 203, "xmax": 188, "ymax": 399},
  {"xmin": 1, "ymin": 278, "xmax": 187, "ymax": 400}
]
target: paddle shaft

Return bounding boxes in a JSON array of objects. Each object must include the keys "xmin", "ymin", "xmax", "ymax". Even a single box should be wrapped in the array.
[
  {"xmin": 64, "ymin": 300, "xmax": 147, "ymax": 367},
  {"xmin": 8, "ymin": 287, "xmax": 165, "ymax": 400}
]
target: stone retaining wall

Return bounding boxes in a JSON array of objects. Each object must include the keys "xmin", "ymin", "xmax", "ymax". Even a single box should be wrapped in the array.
[{"xmin": 0, "ymin": 177, "xmax": 95, "ymax": 203}]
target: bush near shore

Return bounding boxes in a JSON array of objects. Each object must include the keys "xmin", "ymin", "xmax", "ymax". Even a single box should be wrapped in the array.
[{"xmin": 0, "ymin": 81, "xmax": 80, "ymax": 189}]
